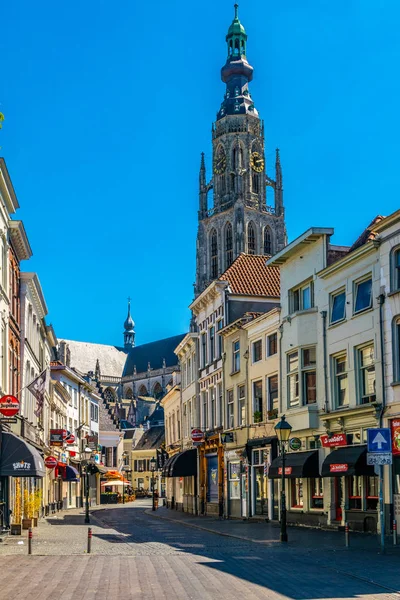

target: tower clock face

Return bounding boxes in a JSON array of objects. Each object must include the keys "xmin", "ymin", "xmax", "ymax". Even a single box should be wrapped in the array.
[
  {"xmin": 250, "ymin": 151, "xmax": 265, "ymax": 173},
  {"xmin": 214, "ymin": 148, "xmax": 227, "ymax": 174}
]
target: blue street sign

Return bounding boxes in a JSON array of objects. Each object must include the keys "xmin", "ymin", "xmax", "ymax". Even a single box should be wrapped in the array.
[{"xmin": 367, "ymin": 428, "xmax": 392, "ymax": 453}]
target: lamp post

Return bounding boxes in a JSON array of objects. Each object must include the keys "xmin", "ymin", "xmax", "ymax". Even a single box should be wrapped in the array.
[
  {"xmin": 83, "ymin": 446, "xmax": 93, "ymax": 524},
  {"xmin": 150, "ymin": 457, "xmax": 157, "ymax": 511},
  {"xmin": 274, "ymin": 415, "xmax": 292, "ymax": 543}
]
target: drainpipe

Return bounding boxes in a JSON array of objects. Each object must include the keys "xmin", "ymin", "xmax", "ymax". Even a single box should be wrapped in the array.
[
  {"xmin": 278, "ymin": 324, "xmax": 283, "ymax": 415},
  {"xmin": 320, "ymin": 311, "xmax": 330, "ymax": 414},
  {"xmin": 378, "ymin": 293, "xmax": 386, "ymax": 424}
]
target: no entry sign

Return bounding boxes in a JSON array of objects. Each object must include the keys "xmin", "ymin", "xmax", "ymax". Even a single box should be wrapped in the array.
[
  {"xmin": 0, "ymin": 395, "xmax": 20, "ymax": 417},
  {"xmin": 191, "ymin": 428, "xmax": 204, "ymax": 443},
  {"xmin": 44, "ymin": 456, "xmax": 58, "ymax": 469}
]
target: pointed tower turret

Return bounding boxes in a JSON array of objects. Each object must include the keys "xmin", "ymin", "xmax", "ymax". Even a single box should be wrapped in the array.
[
  {"xmin": 274, "ymin": 148, "xmax": 284, "ymax": 217},
  {"xmin": 123, "ymin": 297, "xmax": 135, "ymax": 349},
  {"xmin": 199, "ymin": 152, "xmax": 207, "ymax": 219}
]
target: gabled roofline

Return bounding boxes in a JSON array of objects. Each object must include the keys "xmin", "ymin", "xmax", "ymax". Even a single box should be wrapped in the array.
[
  {"xmin": 174, "ymin": 332, "xmax": 198, "ymax": 357},
  {"xmin": 266, "ymin": 228, "xmax": 334, "ymax": 266},
  {"xmin": 318, "ymin": 238, "xmax": 378, "ymax": 279},
  {"xmin": 242, "ymin": 306, "xmax": 281, "ymax": 330},
  {"xmin": 372, "ymin": 209, "xmax": 400, "ymax": 234},
  {"xmin": 189, "ymin": 280, "xmax": 227, "ymax": 314},
  {"xmin": 20, "ymin": 272, "xmax": 48, "ymax": 318},
  {"xmin": 0, "ymin": 158, "xmax": 19, "ymax": 214},
  {"xmin": 9, "ymin": 220, "xmax": 33, "ymax": 261}
]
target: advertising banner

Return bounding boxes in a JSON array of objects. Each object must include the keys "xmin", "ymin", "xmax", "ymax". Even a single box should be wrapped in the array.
[{"xmin": 391, "ymin": 419, "xmax": 400, "ymax": 456}]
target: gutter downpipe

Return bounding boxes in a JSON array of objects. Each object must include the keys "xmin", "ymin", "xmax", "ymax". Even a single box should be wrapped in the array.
[
  {"xmin": 378, "ymin": 292, "xmax": 387, "ymax": 550},
  {"xmin": 320, "ymin": 311, "xmax": 330, "ymax": 414}
]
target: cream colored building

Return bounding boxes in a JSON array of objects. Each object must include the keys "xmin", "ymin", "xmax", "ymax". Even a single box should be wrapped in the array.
[{"xmin": 268, "ymin": 225, "xmax": 383, "ymax": 533}]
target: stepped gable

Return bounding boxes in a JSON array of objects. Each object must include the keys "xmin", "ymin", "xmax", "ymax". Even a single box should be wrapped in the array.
[
  {"xmin": 123, "ymin": 333, "xmax": 186, "ymax": 378},
  {"xmin": 219, "ymin": 253, "xmax": 280, "ymax": 297}
]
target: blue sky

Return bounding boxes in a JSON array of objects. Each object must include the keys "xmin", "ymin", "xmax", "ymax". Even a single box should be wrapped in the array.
[{"xmin": 1, "ymin": 0, "xmax": 400, "ymax": 347}]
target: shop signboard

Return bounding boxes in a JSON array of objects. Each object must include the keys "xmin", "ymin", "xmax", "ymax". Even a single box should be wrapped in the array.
[
  {"xmin": 50, "ymin": 429, "xmax": 67, "ymax": 446},
  {"xmin": 278, "ymin": 467, "xmax": 292, "ymax": 475},
  {"xmin": 289, "ymin": 437, "xmax": 302, "ymax": 451},
  {"xmin": 330, "ymin": 463, "xmax": 348, "ymax": 473},
  {"xmin": 0, "ymin": 395, "xmax": 20, "ymax": 417},
  {"xmin": 391, "ymin": 419, "xmax": 400, "ymax": 456},
  {"xmin": 320, "ymin": 433, "xmax": 347, "ymax": 448}
]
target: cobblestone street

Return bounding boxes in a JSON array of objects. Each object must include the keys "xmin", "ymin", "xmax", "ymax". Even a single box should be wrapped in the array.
[{"xmin": 0, "ymin": 500, "xmax": 399, "ymax": 600}]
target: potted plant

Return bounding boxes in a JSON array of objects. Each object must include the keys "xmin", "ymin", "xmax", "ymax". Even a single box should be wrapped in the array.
[
  {"xmin": 33, "ymin": 490, "xmax": 42, "ymax": 526},
  {"xmin": 22, "ymin": 489, "xmax": 34, "ymax": 529},
  {"xmin": 10, "ymin": 479, "xmax": 22, "ymax": 535},
  {"xmin": 253, "ymin": 411, "xmax": 262, "ymax": 423}
]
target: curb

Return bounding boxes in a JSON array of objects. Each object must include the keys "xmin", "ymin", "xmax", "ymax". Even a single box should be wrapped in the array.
[{"xmin": 145, "ymin": 509, "xmax": 272, "ymax": 545}]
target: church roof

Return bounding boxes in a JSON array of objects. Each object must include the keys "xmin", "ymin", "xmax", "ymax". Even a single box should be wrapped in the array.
[
  {"xmin": 122, "ymin": 334, "xmax": 186, "ymax": 378},
  {"xmin": 133, "ymin": 426, "xmax": 165, "ymax": 451},
  {"xmin": 219, "ymin": 253, "xmax": 280, "ymax": 297},
  {"xmin": 63, "ymin": 339, "xmax": 128, "ymax": 378}
]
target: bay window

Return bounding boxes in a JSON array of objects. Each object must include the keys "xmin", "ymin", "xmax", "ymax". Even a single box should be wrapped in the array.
[
  {"xmin": 302, "ymin": 347, "xmax": 316, "ymax": 404},
  {"xmin": 287, "ymin": 351, "xmax": 299, "ymax": 407},
  {"xmin": 290, "ymin": 280, "xmax": 314, "ymax": 313}
]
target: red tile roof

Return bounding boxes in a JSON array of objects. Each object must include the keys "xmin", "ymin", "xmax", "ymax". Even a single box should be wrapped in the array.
[
  {"xmin": 349, "ymin": 215, "xmax": 385, "ymax": 252},
  {"xmin": 219, "ymin": 253, "xmax": 280, "ymax": 297}
]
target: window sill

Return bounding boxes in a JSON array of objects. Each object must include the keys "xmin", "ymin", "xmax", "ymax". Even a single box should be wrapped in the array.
[
  {"xmin": 230, "ymin": 370, "xmax": 240, "ymax": 376},
  {"xmin": 328, "ymin": 318, "xmax": 346, "ymax": 330},
  {"xmin": 351, "ymin": 307, "xmax": 373, "ymax": 319},
  {"xmin": 391, "ymin": 381, "xmax": 400, "ymax": 387},
  {"xmin": 387, "ymin": 290, "xmax": 400, "ymax": 298}
]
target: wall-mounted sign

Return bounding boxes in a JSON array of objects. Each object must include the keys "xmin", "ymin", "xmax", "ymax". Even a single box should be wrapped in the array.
[
  {"xmin": 85, "ymin": 435, "xmax": 98, "ymax": 450},
  {"xmin": 391, "ymin": 419, "xmax": 400, "ymax": 456},
  {"xmin": 50, "ymin": 429, "xmax": 67, "ymax": 446},
  {"xmin": 321, "ymin": 433, "xmax": 348, "ymax": 448},
  {"xmin": 191, "ymin": 428, "xmax": 204, "ymax": 443},
  {"xmin": 44, "ymin": 456, "xmax": 58, "ymax": 469},
  {"xmin": 278, "ymin": 467, "xmax": 292, "ymax": 475},
  {"xmin": 65, "ymin": 434, "xmax": 75, "ymax": 445},
  {"xmin": 330, "ymin": 463, "xmax": 348, "ymax": 473},
  {"xmin": 289, "ymin": 437, "xmax": 302, "ymax": 451},
  {"xmin": 0, "ymin": 395, "xmax": 20, "ymax": 418}
]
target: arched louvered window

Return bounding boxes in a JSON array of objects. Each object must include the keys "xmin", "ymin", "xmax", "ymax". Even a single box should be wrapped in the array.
[
  {"xmin": 225, "ymin": 223, "xmax": 233, "ymax": 268},
  {"xmin": 252, "ymin": 172, "xmax": 259, "ymax": 194},
  {"xmin": 248, "ymin": 222, "xmax": 256, "ymax": 255},
  {"xmin": 264, "ymin": 227, "xmax": 273, "ymax": 255},
  {"xmin": 210, "ymin": 229, "xmax": 218, "ymax": 278}
]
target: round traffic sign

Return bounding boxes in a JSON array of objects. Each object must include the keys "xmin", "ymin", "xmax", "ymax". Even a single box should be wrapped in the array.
[
  {"xmin": 0, "ymin": 395, "xmax": 20, "ymax": 417},
  {"xmin": 191, "ymin": 428, "xmax": 204, "ymax": 443},
  {"xmin": 44, "ymin": 456, "xmax": 58, "ymax": 469},
  {"xmin": 65, "ymin": 434, "xmax": 75, "ymax": 445}
]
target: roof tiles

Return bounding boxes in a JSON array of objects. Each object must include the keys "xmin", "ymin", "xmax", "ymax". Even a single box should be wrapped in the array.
[{"xmin": 219, "ymin": 253, "xmax": 280, "ymax": 297}]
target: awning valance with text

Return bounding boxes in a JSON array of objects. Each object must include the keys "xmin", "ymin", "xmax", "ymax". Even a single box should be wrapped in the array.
[
  {"xmin": 321, "ymin": 445, "xmax": 374, "ymax": 477},
  {"xmin": 268, "ymin": 450, "xmax": 319, "ymax": 479}
]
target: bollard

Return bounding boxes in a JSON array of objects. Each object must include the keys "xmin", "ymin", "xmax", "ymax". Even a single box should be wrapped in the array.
[
  {"xmin": 394, "ymin": 519, "xmax": 397, "ymax": 546},
  {"xmin": 345, "ymin": 522, "xmax": 349, "ymax": 547},
  {"xmin": 28, "ymin": 527, "xmax": 33, "ymax": 555},
  {"xmin": 87, "ymin": 527, "xmax": 92, "ymax": 554}
]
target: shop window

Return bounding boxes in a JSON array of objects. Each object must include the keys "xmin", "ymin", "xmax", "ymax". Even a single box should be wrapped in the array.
[
  {"xmin": 267, "ymin": 374, "xmax": 278, "ymax": 419},
  {"xmin": 357, "ymin": 344, "xmax": 376, "ymax": 404},
  {"xmin": 290, "ymin": 478, "xmax": 303, "ymax": 508},
  {"xmin": 354, "ymin": 276, "xmax": 372, "ymax": 314},
  {"xmin": 333, "ymin": 354, "xmax": 348, "ymax": 407},
  {"xmin": 287, "ymin": 351, "xmax": 299, "ymax": 407},
  {"xmin": 232, "ymin": 340, "xmax": 240, "ymax": 373},
  {"xmin": 252, "ymin": 339, "xmax": 262, "ymax": 363},
  {"xmin": 310, "ymin": 478, "xmax": 324, "ymax": 509},
  {"xmin": 302, "ymin": 347, "xmax": 316, "ymax": 404},
  {"xmin": 253, "ymin": 380, "xmax": 263, "ymax": 422},
  {"xmin": 366, "ymin": 476, "xmax": 379, "ymax": 510},
  {"xmin": 330, "ymin": 289, "xmax": 346, "ymax": 324},
  {"xmin": 237, "ymin": 384, "xmax": 246, "ymax": 426},
  {"xmin": 267, "ymin": 332, "xmax": 277, "ymax": 356},
  {"xmin": 348, "ymin": 476, "xmax": 362, "ymax": 510},
  {"xmin": 289, "ymin": 280, "xmax": 314, "ymax": 313},
  {"xmin": 229, "ymin": 462, "xmax": 241, "ymax": 499},
  {"xmin": 227, "ymin": 389, "xmax": 234, "ymax": 429}
]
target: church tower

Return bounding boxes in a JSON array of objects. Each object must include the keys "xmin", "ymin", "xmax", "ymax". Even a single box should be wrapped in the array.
[
  {"xmin": 195, "ymin": 4, "xmax": 287, "ymax": 296},
  {"xmin": 123, "ymin": 298, "xmax": 135, "ymax": 349}
]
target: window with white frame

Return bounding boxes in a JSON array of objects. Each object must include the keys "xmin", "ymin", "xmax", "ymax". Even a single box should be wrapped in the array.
[
  {"xmin": 253, "ymin": 380, "xmax": 263, "ymax": 422},
  {"xmin": 357, "ymin": 344, "xmax": 375, "ymax": 404},
  {"xmin": 218, "ymin": 383, "xmax": 223, "ymax": 426},
  {"xmin": 287, "ymin": 351, "xmax": 299, "ymax": 407},
  {"xmin": 237, "ymin": 384, "xmax": 245, "ymax": 426},
  {"xmin": 290, "ymin": 280, "xmax": 314, "ymax": 313},
  {"xmin": 232, "ymin": 340, "xmax": 240, "ymax": 373},
  {"xmin": 202, "ymin": 391, "xmax": 208, "ymax": 429},
  {"xmin": 227, "ymin": 389, "xmax": 234, "ymax": 428},
  {"xmin": 252, "ymin": 339, "xmax": 262, "ymax": 363},
  {"xmin": 217, "ymin": 320, "xmax": 223, "ymax": 358},
  {"xmin": 330, "ymin": 289, "xmax": 346, "ymax": 324},
  {"xmin": 188, "ymin": 357, "xmax": 192, "ymax": 385},
  {"xmin": 333, "ymin": 354, "xmax": 348, "ymax": 407},
  {"xmin": 354, "ymin": 276, "xmax": 372, "ymax": 314},
  {"xmin": 201, "ymin": 333, "xmax": 207, "ymax": 367},
  {"xmin": 393, "ymin": 317, "xmax": 400, "ymax": 382},
  {"xmin": 267, "ymin": 374, "xmax": 279, "ymax": 418},
  {"xmin": 391, "ymin": 247, "xmax": 400, "ymax": 292},
  {"xmin": 267, "ymin": 332, "xmax": 277, "ymax": 356},
  {"xmin": 210, "ymin": 387, "xmax": 216, "ymax": 429},
  {"xmin": 209, "ymin": 326, "xmax": 215, "ymax": 362},
  {"xmin": 302, "ymin": 347, "xmax": 316, "ymax": 404}
]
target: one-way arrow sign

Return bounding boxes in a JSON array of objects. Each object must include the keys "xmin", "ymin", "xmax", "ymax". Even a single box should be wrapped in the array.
[{"xmin": 367, "ymin": 428, "xmax": 391, "ymax": 453}]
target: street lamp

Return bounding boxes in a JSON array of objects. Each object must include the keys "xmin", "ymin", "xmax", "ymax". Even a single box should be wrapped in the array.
[
  {"xmin": 274, "ymin": 415, "xmax": 292, "ymax": 543},
  {"xmin": 150, "ymin": 457, "xmax": 157, "ymax": 511},
  {"xmin": 83, "ymin": 446, "xmax": 93, "ymax": 524}
]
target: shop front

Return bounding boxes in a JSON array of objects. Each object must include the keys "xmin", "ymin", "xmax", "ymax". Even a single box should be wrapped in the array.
[
  {"xmin": 247, "ymin": 437, "xmax": 277, "ymax": 519},
  {"xmin": 269, "ymin": 449, "xmax": 325, "ymax": 527},
  {"xmin": 0, "ymin": 431, "xmax": 45, "ymax": 532},
  {"xmin": 321, "ymin": 444, "xmax": 378, "ymax": 533},
  {"xmin": 163, "ymin": 449, "xmax": 197, "ymax": 513},
  {"xmin": 198, "ymin": 435, "xmax": 223, "ymax": 516}
]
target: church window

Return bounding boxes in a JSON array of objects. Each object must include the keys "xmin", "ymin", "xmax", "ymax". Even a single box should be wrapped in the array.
[
  {"xmin": 232, "ymin": 147, "xmax": 237, "ymax": 168},
  {"xmin": 210, "ymin": 229, "xmax": 218, "ymax": 279},
  {"xmin": 225, "ymin": 223, "xmax": 233, "ymax": 268},
  {"xmin": 252, "ymin": 172, "xmax": 259, "ymax": 194},
  {"xmin": 230, "ymin": 173, "xmax": 235, "ymax": 192},
  {"xmin": 264, "ymin": 227, "xmax": 273, "ymax": 255},
  {"xmin": 248, "ymin": 222, "xmax": 256, "ymax": 254},
  {"xmin": 220, "ymin": 175, "xmax": 226, "ymax": 195},
  {"xmin": 153, "ymin": 382, "xmax": 163, "ymax": 400},
  {"xmin": 125, "ymin": 387, "xmax": 133, "ymax": 399},
  {"xmin": 104, "ymin": 387, "xmax": 117, "ymax": 403},
  {"xmin": 138, "ymin": 384, "xmax": 148, "ymax": 397}
]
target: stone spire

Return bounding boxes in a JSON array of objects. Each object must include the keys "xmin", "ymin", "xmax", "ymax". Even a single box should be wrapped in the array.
[
  {"xmin": 275, "ymin": 148, "xmax": 284, "ymax": 217},
  {"xmin": 199, "ymin": 152, "xmax": 207, "ymax": 218},
  {"xmin": 123, "ymin": 297, "xmax": 135, "ymax": 349}
]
